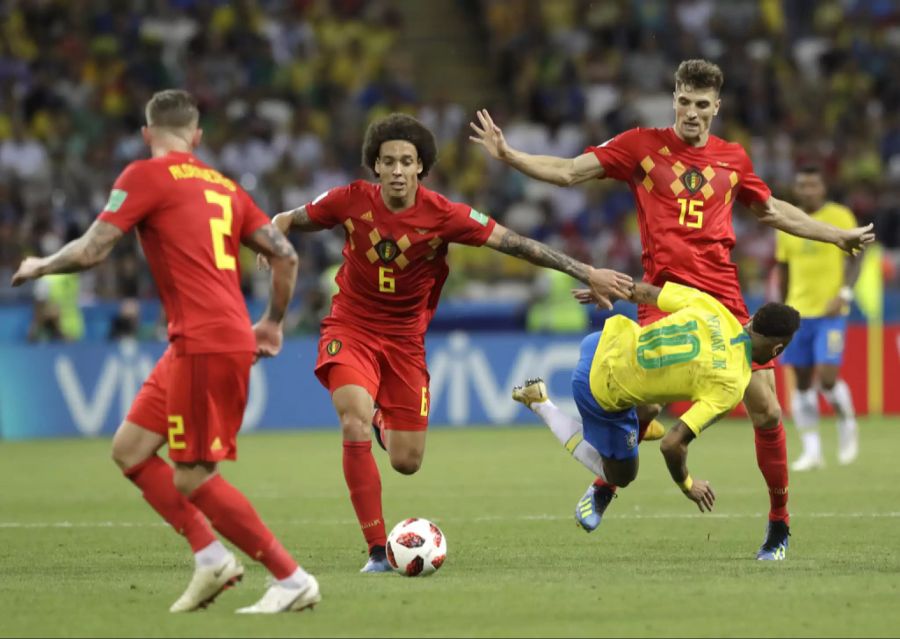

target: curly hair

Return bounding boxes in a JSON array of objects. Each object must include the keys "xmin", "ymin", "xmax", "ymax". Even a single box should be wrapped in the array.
[
  {"xmin": 362, "ymin": 113, "xmax": 438, "ymax": 177},
  {"xmin": 145, "ymin": 89, "xmax": 199, "ymax": 129},
  {"xmin": 674, "ymin": 59, "xmax": 724, "ymax": 93},
  {"xmin": 752, "ymin": 303, "xmax": 801, "ymax": 338}
]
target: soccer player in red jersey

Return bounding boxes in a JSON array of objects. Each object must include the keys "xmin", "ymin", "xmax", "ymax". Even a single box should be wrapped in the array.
[
  {"xmin": 11, "ymin": 90, "xmax": 319, "ymax": 613},
  {"xmin": 265, "ymin": 113, "xmax": 634, "ymax": 572},
  {"xmin": 470, "ymin": 59, "xmax": 875, "ymax": 560}
]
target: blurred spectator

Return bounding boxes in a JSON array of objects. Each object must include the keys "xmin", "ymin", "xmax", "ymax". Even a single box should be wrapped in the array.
[{"xmin": 0, "ymin": 0, "xmax": 898, "ymax": 339}]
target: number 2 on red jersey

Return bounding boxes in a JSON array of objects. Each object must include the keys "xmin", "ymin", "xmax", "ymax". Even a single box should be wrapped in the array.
[{"xmin": 204, "ymin": 189, "xmax": 236, "ymax": 270}]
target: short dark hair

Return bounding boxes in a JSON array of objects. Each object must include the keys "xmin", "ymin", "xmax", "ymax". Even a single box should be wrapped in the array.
[
  {"xmin": 362, "ymin": 113, "xmax": 438, "ymax": 177},
  {"xmin": 752, "ymin": 303, "xmax": 801, "ymax": 339},
  {"xmin": 145, "ymin": 89, "xmax": 199, "ymax": 129},
  {"xmin": 674, "ymin": 59, "xmax": 724, "ymax": 94}
]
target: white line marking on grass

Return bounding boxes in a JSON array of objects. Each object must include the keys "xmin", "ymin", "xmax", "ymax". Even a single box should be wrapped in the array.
[{"xmin": 2, "ymin": 511, "xmax": 900, "ymax": 529}]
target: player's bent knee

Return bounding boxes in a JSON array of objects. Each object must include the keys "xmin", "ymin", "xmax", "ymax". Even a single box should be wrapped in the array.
[
  {"xmin": 390, "ymin": 455, "xmax": 422, "ymax": 475},
  {"xmin": 338, "ymin": 410, "xmax": 371, "ymax": 441}
]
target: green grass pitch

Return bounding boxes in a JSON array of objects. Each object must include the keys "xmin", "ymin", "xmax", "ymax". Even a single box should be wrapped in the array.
[{"xmin": 1, "ymin": 418, "xmax": 898, "ymax": 637}]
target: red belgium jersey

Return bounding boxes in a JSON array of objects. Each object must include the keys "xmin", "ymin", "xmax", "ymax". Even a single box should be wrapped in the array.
[
  {"xmin": 588, "ymin": 127, "xmax": 771, "ymax": 311},
  {"xmin": 306, "ymin": 181, "xmax": 496, "ymax": 335},
  {"xmin": 98, "ymin": 151, "xmax": 270, "ymax": 354}
]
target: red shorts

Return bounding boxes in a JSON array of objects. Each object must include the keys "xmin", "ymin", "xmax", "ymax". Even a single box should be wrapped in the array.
[
  {"xmin": 126, "ymin": 346, "xmax": 254, "ymax": 462},
  {"xmin": 314, "ymin": 323, "xmax": 430, "ymax": 431},
  {"xmin": 638, "ymin": 297, "xmax": 774, "ymax": 372}
]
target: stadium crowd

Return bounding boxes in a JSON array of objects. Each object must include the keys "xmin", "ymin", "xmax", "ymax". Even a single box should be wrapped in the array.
[{"xmin": 1, "ymin": 0, "xmax": 898, "ymax": 338}]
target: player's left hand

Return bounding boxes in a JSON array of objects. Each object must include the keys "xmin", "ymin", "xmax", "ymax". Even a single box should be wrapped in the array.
[
  {"xmin": 584, "ymin": 268, "xmax": 634, "ymax": 310},
  {"xmin": 253, "ymin": 319, "xmax": 283, "ymax": 359},
  {"xmin": 10, "ymin": 257, "xmax": 46, "ymax": 287},
  {"xmin": 837, "ymin": 223, "xmax": 875, "ymax": 255}
]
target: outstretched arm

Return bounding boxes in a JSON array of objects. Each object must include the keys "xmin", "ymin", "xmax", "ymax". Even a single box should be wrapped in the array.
[
  {"xmin": 469, "ymin": 109, "xmax": 606, "ymax": 186},
  {"xmin": 573, "ymin": 281, "xmax": 661, "ymax": 308},
  {"xmin": 749, "ymin": 197, "xmax": 875, "ymax": 255},
  {"xmin": 484, "ymin": 223, "xmax": 633, "ymax": 309},
  {"xmin": 272, "ymin": 205, "xmax": 325, "ymax": 235},
  {"xmin": 11, "ymin": 220, "xmax": 123, "ymax": 286},
  {"xmin": 659, "ymin": 422, "xmax": 716, "ymax": 512}
]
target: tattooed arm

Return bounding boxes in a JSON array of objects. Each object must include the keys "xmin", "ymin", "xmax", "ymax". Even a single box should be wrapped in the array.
[
  {"xmin": 484, "ymin": 223, "xmax": 633, "ymax": 309},
  {"xmin": 272, "ymin": 205, "xmax": 325, "ymax": 235},
  {"xmin": 243, "ymin": 224, "xmax": 299, "ymax": 324},
  {"xmin": 11, "ymin": 221, "xmax": 123, "ymax": 286}
]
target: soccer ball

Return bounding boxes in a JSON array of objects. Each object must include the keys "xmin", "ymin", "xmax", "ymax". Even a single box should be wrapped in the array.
[{"xmin": 386, "ymin": 517, "xmax": 447, "ymax": 577}]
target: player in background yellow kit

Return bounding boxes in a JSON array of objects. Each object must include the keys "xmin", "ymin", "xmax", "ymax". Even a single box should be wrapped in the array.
[
  {"xmin": 513, "ymin": 282, "xmax": 800, "ymax": 524},
  {"xmin": 776, "ymin": 166, "xmax": 861, "ymax": 471}
]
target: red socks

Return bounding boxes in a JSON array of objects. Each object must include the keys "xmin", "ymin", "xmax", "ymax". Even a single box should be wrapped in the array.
[
  {"xmin": 754, "ymin": 423, "xmax": 790, "ymax": 524},
  {"xmin": 343, "ymin": 440, "xmax": 387, "ymax": 551},
  {"xmin": 189, "ymin": 474, "xmax": 298, "ymax": 579},
  {"xmin": 123, "ymin": 456, "xmax": 215, "ymax": 552}
]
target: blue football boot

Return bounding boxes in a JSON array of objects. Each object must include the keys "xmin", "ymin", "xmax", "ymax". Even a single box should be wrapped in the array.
[
  {"xmin": 756, "ymin": 520, "xmax": 790, "ymax": 560},
  {"xmin": 360, "ymin": 545, "xmax": 392, "ymax": 573},
  {"xmin": 574, "ymin": 481, "xmax": 617, "ymax": 533}
]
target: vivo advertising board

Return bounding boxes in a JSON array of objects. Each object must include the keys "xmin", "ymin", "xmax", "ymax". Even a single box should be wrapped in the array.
[{"xmin": 0, "ymin": 333, "xmax": 587, "ymax": 440}]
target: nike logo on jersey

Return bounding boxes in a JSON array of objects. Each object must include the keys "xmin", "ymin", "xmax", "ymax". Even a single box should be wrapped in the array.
[
  {"xmin": 415, "ymin": 228, "xmax": 429, "ymax": 234},
  {"xmin": 717, "ymin": 161, "xmax": 730, "ymax": 167}
]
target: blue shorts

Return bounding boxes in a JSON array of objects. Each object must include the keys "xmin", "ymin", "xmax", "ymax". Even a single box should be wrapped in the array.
[
  {"xmin": 780, "ymin": 316, "xmax": 847, "ymax": 368},
  {"xmin": 571, "ymin": 331, "xmax": 639, "ymax": 461}
]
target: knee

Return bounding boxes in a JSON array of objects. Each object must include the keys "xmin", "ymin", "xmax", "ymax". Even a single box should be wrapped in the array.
[
  {"xmin": 751, "ymin": 405, "xmax": 782, "ymax": 430},
  {"xmin": 111, "ymin": 434, "xmax": 143, "ymax": 471},
  {"xmin": 338, "ymin": 409, "xmax": 371, "ymax": 441},
  {"xmin": 818, "ymin": 378, "xmax": 837, "ymax": 392},
  {"xmin": 390, "ymin": 453, "xmax": 422, "ymax": 475},
  {"xmin": 172, "ymin": 470, "xmax": 195, "ymax": 496}
]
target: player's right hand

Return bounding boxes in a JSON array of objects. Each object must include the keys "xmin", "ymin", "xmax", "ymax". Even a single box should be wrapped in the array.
[
  {"xmin": 469, "ymin": 109, "xmax": 510, "ymax": 160},
  {"xmin": 685, "ymin": 479, "xmax": 716, "ymax": 512},
  {"xmin": 253, "ymin": 319, "xmax": 283, "ymax": 359}
]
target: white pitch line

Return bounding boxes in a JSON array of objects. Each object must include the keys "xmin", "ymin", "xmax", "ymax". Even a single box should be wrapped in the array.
[{"xmin": 2, "ymin": 511, "xmax": 899, "ymax": 529}]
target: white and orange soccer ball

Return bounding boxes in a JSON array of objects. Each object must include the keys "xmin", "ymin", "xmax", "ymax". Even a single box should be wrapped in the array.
[{"xmin": 386, "ymin": 518, "xmax": 447, "ymax": 577}]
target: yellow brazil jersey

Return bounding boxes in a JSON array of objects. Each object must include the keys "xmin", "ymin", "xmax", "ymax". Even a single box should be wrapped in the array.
[
  {"xmin": 775, "ymin": 202, "xmax": 857, "ymax": 317},
  {"xmin": 588, "ymin": 282, "xmax": 752, "ymax": 437}
]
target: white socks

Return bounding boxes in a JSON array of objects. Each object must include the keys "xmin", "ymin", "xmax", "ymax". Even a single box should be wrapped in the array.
[
  {"xmin": 821, "ymin": 379, "xmax": 857, "ymax": 427},
  {"xmin": 792, "ymin": 380, "xmax": 858, "ymax": 460},
  {"xmin": 194, "ymin": 540, "xmax": 229, "ymax": 568},
  {"xmin": 791, "ymin": 388, "xmax": 821, "ymax": 460},
  {"xmin": 532, "ymin": 400, "xmax": 608, "ymax": 481},
  {"xmin": 278, "ymin": 566, "xmax": 310, "ymax": 589}
]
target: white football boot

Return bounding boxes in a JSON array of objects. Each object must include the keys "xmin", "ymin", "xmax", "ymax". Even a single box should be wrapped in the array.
[
  {"xmin": 236, "ymin": 574, "xmax": 321, "ymax": 614},
  {"xmin": 790, "ymin": 451, "xmax": 825, "ymax": 472},
  {"xmin": 169, "ymin": 552, "xmax": 244, "ymax": 612}
]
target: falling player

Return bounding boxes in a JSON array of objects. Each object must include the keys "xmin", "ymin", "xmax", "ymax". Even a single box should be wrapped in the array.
[
  {"xmin": 263, "ymin": 113, "xmax": 634, "ymax": 572},
  {"xmin": 512, "ymin": 282, "xmax": 800, "ymax": 527},
  {"xmin": 776, "ymin": 165, "xmax": 861, "ymax": 470},
  {"xmin": 470, "ymin": 59, "xmax": 875, "ymax": 559},
  {"xmin": 12, "ymin": 90, "xmax": 319, "ymax": 613}
]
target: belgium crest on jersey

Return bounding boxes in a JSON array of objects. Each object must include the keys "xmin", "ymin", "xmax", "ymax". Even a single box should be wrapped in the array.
[
  {"xmin": 326, "ymin": 339, "xmax": 342, "ymax": 356},
  {"xmin": 375, "ymin": 239, "xmax": 399, "ymax": 264},
  {"xmin": 681, "ymin": 167, "xmax": 707, "ymax": 194}
]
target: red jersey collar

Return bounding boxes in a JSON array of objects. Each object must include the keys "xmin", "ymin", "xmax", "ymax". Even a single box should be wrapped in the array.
[{"xmin": 666, "ymin": 126, "xmax": 712, "ymax": 151}]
